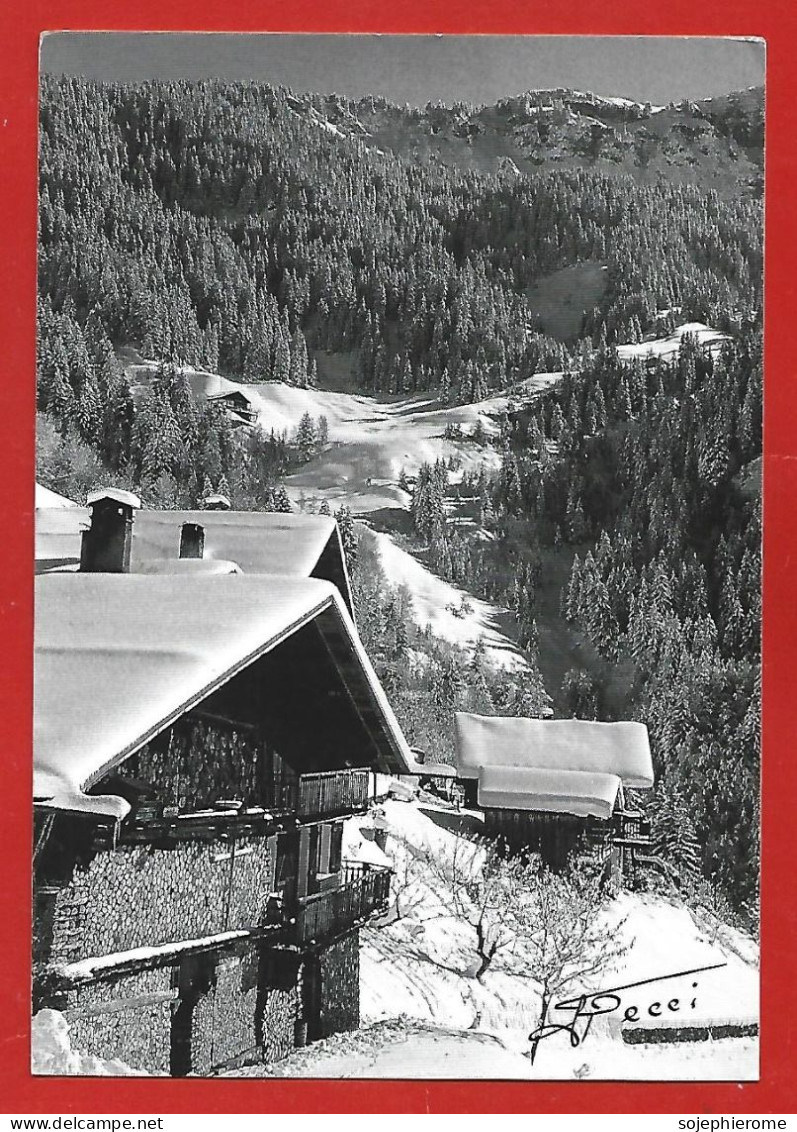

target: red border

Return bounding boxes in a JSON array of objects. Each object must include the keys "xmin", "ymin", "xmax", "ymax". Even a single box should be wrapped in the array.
[{"xmin": 1, "ymin": 1, "xmax": 794, "ymax": 1115}]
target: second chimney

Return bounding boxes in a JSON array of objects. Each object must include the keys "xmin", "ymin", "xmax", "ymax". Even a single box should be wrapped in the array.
[{"xmin": 179, "ymin": 522, "xmax": 205, "ymax": 560}]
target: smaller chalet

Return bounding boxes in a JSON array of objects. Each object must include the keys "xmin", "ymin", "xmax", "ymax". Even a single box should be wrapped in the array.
[
  {"xmin": 33, "ymin": 491, "xmax": 410, "ymax": 1075},
  {"xmin": 454, "ymin": 713, "xmax": 654, "ymax": 877}
]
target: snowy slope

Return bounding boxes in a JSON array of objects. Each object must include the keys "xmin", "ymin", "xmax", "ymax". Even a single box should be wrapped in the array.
[
  {"xmin": 364, "ymin": 528, "xmax": 530, "ymax": 673},
  {"xmin": 126, "ymin": 359, "xmax": 561, "ymax": 515},
  {"xmin": 617, "ymin": 322, "xmax": 730, "ymax": 362},
  {"xmin": 277, "ymin": 378, "xmax": 560, "ymax": 515},
  {"xmin": 125, "ymin": 323, "xmax": 727, "ymax": 673},
  {"xmin": 127, "ymin": 322, "xmax": 724, "ymax": 519}
]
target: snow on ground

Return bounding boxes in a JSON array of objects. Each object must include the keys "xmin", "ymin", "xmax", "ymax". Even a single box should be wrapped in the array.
[
  {"xmin": 353, "ymin": 799, "xmax": 758, "ymax": 1081},
  {"xmin": 364, "ymin": 528, "xmax": 530, "ymax": 673},
  {"xmin": 127, "ymin": 324, "xmax": 726, "ymax": 523},
  {"xmin": 227, "ymin": 1019, "xmax": 536, "ymax": 1079},
  {"xmin": 126, "ymin": 359, "xmax": 560, "ymax": 516},
  {"xmin": 231, "ymin": 796, "xmax": 757, "ymax": 1079},
  {"xmin": 617, "ymin": 322, "xmax": 730, "ymax": 362},
  {"xmin": 125, "ymin": 325, "xmax": 726, "ymax": 677},
  {"xmin": 279, "ymin": 386, "xmax": 530, "ymax": 515},
  {"xmin": 278, "ymin": 374, "xmax": 560, "ymax": 515},
  {"xmin": 229, "ymin": 1014, "xmax": 756, "ymax": 1080},
  {"xmin": 32, "ymin": 1010, "xmax": 150, "ymax": 1076},
  {"xmin": 129, "ymin": 322, "xmax": 726, "ymax": 519}
]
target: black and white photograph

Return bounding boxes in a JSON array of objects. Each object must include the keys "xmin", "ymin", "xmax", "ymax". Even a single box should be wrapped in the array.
[{"xmin": 32, "ymin": 33, "xmax": 763, "ymax": 1081}]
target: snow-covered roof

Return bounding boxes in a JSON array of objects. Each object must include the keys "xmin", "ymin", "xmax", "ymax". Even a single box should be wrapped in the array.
[
  {"xmin": 87, "ymin": 488, "xmax": 141, "ymax": 509},
  {"xmin": 130, "ymin": 510, "xmax": 341, "ymax": 578},
  {"xmin": 35, "ymin": 483, "xmax": 79, "ymax": 509},
  {"xmin": 478, "ymin": 764, "xmax": 622, "ymax": 820},
  {"xmin": 206, "ymin": 388, "xmax": 258, "ymax": 406},
  {"xmin": 35, "ymin": 504, "xmax": 91, "ymax": 572},
  {"xmin": 35, "ymin": 507, "xmax": 353, "ymax": 612},
  {"xmin": 454, "ymin": 713, "xmax": 654, "ymax": 789},
  {"xmin": 35, "ymin": 573, "xmax": 412, "ymax": 815},
  {"xmin": 416, "ymin": 762, "xmax": 457, "ymax": 779}
]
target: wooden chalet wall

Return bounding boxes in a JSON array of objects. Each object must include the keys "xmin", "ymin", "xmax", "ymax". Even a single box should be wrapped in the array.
[
  {"xmin": 483, "ymin": 808, "xmax": 609, "ymax": 869},
  {"xmin": 122, "ymin": 718, "xmax": 291, "ymax": 814}
]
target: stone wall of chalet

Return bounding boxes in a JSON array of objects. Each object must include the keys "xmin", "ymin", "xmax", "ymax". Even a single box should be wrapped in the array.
[
  {"xmin": 51, "ymin": 942, "xmax": 303, "ymax": 1076},
  {"xmin": 257, "ymin": 984, "xmax": 299, "ymax": 1062},
  {"xmin": 310, "ymin": 931, "xmax": 360, "ymax": 1040},
  {"xmin": 257, "ymin": 950, "xmax": 301, "ymax": 1064},
  {"xmin": 36, "ymin": 836, "xmax": 276, "ymax": 968},
  {"xmin": 63, "ymin": 968, "xmax": 174, "ymax": 1074},
  {"xmin": 33, "ymin": 826, "xmax": 365, "ymax": 1074}
]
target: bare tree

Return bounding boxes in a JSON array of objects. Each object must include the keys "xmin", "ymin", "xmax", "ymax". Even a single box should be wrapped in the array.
[
  {"xmin": 515, "ymin": 857, "xmax": 628, "ymax": 1063},
  {"xmin": 385, "ymin": 831, "xmax": 433, "ymax": 924},
  {"xmin": 423, "ymin": 836, "xmax": 539, "ymax": 981}
]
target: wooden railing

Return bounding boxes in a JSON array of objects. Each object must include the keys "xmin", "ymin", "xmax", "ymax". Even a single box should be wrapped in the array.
[
  {"xmin": 296, "ymin": 769, "xmax": 370, "ymax": 819},
  {"xmin": 291, "ymin": 863, "xmax": 391, "ymax": 946},
  {"xmin": 261, "ymin": 769, "xmax": 370, "ymax": 818},
  {"xmin": 611, "ymin": 810, "xmax": 652, "ymax": 891},
  {"xmin": 611, "ymin": 810, "xmax": 652, "ymax": 848}
]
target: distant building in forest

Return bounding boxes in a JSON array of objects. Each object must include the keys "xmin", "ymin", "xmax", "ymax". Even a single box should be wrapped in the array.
[
  {"xmin": 453, "ymin": 712, "xmax": 654, "ymax": 879},
  {"xmin": 205, "ymin": 388, "xmax": 260, "ymax": 427},
  {"xmin": 33, "ymin": 490, "xmax": 410, "ymax": 1074}
]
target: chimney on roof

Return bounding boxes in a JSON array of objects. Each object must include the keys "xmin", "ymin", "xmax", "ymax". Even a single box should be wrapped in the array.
[
  {"xmin": 179, "ymin": 522, "xmax": 205, "ymax": 560},
  {"xmin": 80, "ymin": 489, "xmax": 141, "ymax": 573},
  {"xmin": 203, "ymin": 494, "xmax": 231, "ymax": 511}
]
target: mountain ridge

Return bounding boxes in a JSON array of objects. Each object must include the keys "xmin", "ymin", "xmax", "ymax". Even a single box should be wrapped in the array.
[{"xmin": 288, "ymin": 83, "xmax": 764, "ymax": 196}]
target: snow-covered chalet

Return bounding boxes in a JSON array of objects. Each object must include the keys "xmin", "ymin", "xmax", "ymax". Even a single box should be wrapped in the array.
[
  {"xmin": 454, "ymin": 712, "xmax": 654, "ymax": 879},
  {"xmin": 33, "ymin": 487, "xmax": 412, "ymax": 1074}
]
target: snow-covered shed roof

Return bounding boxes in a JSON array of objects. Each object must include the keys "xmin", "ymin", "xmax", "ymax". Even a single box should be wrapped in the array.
[
  {"xmin": 454, "ymin": 713, "xmax": 654, "ymax": 790},
  {"xmin": 478, "ymin": 765, "xmax": 622, "ymax": 820},
  {"xmin": 35, "ymin": 505, "xmax": 353, "ymax": 613},
  {"xmin": 35, "ymin": 573, "xmax": 412, "ymax": 815}
]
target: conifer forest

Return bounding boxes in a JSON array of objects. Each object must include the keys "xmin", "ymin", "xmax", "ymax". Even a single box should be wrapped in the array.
[{"xmin": 37, "ymin": 73, "xmax": 763, "ymax": 925}]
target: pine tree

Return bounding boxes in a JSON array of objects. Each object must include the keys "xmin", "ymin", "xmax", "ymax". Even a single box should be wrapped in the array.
[
  {"xmin": 295, "ymin": 411, "xmax": 317, "ymax": 460},
  {"xmin": 335, "ymin": 505, "xmax": 358, "ymax": 573}
]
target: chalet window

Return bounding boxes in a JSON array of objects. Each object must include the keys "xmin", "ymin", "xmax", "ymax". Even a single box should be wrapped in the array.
[
  {"xmin": 328, "ymin": 824, "xmax": 343, "ymax": 874},
  {"xmin": 319, "ymin": 824, "xmax": 332, "ymax": 875},
  {"xmin": 275, "ymin": 831, "xmax": 299, "ymax": 904},
  {"xmin": 308, "ymin": 825, "xmax": 321, "ymax": 876}
]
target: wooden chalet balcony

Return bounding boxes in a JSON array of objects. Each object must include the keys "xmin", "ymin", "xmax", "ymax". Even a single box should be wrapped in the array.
[
  {"xmin": 294, "ymin": 768, "xmax": 370, "ymax": 819},
  {"xmin": 114, "ymin": 768, "xmax": 371, "ymax": 844},
  {"xmin": 289, "ymin": 863, "xmax": 391, "ymax": 947},
  {"xmin": 257, "ymin": 768, "xmax": 370, "ymax": 819},
  {"xmin": 611, "ymin": 810, "xmax": 652, "ymax": 849}
]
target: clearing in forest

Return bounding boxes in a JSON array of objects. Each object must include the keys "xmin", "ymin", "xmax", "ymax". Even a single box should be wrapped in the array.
[{"xmin": 526, "ymin": 262, "xmax": 609, "ymax": 340}]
